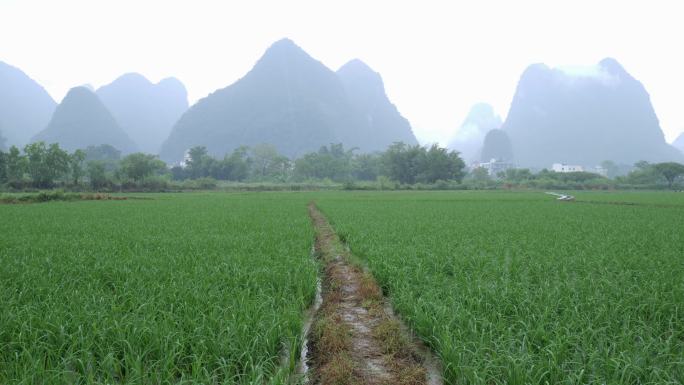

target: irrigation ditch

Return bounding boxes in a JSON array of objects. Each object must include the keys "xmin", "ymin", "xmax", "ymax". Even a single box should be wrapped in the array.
[{"xmin": 298, "ymin": 202, "xmax": 443, "ymax": 385}]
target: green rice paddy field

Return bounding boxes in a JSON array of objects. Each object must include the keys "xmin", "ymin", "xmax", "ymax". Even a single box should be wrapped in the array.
[{"xmin": 2, "ymin": 191, "xmax": 683, "ymax": 384}]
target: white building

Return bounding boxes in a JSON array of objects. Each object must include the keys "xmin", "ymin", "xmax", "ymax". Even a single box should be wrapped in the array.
[
  {"xmin": 179, "ymin": 149, "xmax": 192, "ymax": 168},
  {"xmin": 479, "ymin": 158, "xmax": 515, "ymax": 177},
  {"xmin": 552, "ymin": 163, "xmax": 584, "ymax": 173}
]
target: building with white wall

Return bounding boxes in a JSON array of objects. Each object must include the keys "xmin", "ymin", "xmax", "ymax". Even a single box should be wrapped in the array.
[
  {"xmin": 479, "ymin": 158, "xmax": 515, "ymax": 177},
  {"xmin": 552, "ymin": 163, "xmax": 584, "ymax": 173}
]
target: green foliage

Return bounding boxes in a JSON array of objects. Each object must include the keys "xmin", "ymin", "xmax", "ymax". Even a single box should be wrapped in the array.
[
  {"xmin": 119, "ymin": 152, "xmax": 166, "ymax": 182},
  {"xmin": 381, "ymin": 143, "xmax": 466, "ymax": 184},
  {"xmin": 0, "ymin": 193, "xmax": 317, "ymax": 382},
  {"xmin": 251, "ymin": 144, "xmax": 290, "ymax": 181},
  {"xmin": 84, "ymin": 144, "xmax": 121, "ymax": 162},
  {"xmin": 317, "ymin": 191, "xmax": 684, "ymax": 384},
  {"xmin": 294, "ymin": 143, "xmax": 354, "ymax": 182},
  {"xmin": 5, "ymin": 146, "xmax": 25, "ymax": 187},
  {"xmin": 172, "ymin": 146, "xmax": 252, "ymax": 182},
  {"xmin": 618, "ymin": 161, "xmax": 666, "ymax": 188},
  {"xmin": 69, "ymin": 149, "xmax": 86, "ymax": 185},
  {"xmin": 503, "ymin": 168, "xmax": 533, "ymax": 182},
  {"xmin": 0, "ymin": 150, "xmax": 6, "ymax": 185},
  {"xmin": 23, "ymin": 142, "xmax": 70, "ymax": 188},
  {"xmin": 86, "ymin": 161, "xmax": 110, "ymax": 190},
  {"xmin": 653, "ymin": 162, "xmax": 684, "ymax": 189},
  {"xmin": 351, "ymin": 153, "xmax": 381, "ymax": 181}
]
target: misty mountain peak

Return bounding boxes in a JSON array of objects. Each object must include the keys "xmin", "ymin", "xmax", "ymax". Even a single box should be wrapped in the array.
[
  {"xmin": 110, "ymin": 72, "xmax": 154, "ymax": 87},
  {"xmin": 32, "ymin": 86, "xmax": 137, "ymax": 153},
  {"xmin": 337, "ymin": 59, "xmax": 383, "ymax": 89},
  {"xmin": 599, "ymin": 57, "xmax": 628, "ymax": 76},
  {"xmin": 160, "ymin": 40, "xmax": 417, "ymax": 161},
  {"xmin": 448, "ymin": 102, "xmax": 502, "ymax": 162},
  {"xmin": 0, "ymin": 61, "xmax": 57, "ymax": 146},
  {"xmin": 96, "ymin": 73, "xmax": 189, "ymax": 154},
  {"xmin": 158, "ymin": 77, "xmax": 187, "ymax": 93},
  {"xmin": 338, "ymin": 59, "xmax": 375, "ymax": 74},
  {"xmin": 64, "ymin": 85, "xmax": 97, "ymax": 100},
  {"xmin": 257, "ymin": 38, "xmax": 310, "ymax": 64},
  {"xmin": 502, "ymin": 59, "xmax": 683, "ymax": 167}
]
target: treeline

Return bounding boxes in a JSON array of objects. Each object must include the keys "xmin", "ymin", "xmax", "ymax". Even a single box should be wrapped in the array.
[
  {"xmin": 0, "ymin": 142, "xmax": 467, "ymax": 191},
  {"xmin": 173, "ymin": 142, "xmax": 466, "ymax": 185},
  {"xmin": 0, "ymin": 143, "xmax": 166, "ymax": 190},
  {"xmin": 2, "ymin": 140, "xmax": 682, "ymax": 191},
  {"xmin": 468, "ymin": 161, "xmax": 684, "ymax": 190}
]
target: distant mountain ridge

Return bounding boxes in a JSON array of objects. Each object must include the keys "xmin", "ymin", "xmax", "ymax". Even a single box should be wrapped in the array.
[
  {"xmin": 96, "ymin": 73, "xmax": 188, "ymax": 154},
  {"xmin": 336, "ymin": 59, "xmax": 417, "ymax": 150},
  {"xmin": 501, "ymin": 58, "xmax": 682, "ymax": 168},
  {"xmin": 0, "ymin": 61, "xmax": 57, "ymax": 147},
  {"xmin": 448, "ymin": 103, "xmax": 502, "ymax": 163},
  {"xmin": 32, "ymin": 87, "xmax": 137, "ymax": 153},
  {"xmin": 160, "ymin": 39, "xmax": 417, "ymax": 162}
]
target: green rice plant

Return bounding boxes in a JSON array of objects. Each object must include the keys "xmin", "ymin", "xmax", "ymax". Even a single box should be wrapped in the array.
[
  {"xmin": 0, "ymin": 192, "xmax": 317, "ymax": 384},
  {"xmin": 316, "ymin": 190, "xmax": 684, "ymax": 384}
]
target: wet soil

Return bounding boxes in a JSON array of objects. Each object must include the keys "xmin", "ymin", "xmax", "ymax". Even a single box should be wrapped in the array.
[{"xmin": 307, "ymin": 203, "xmax": 442, "ymax": 385}]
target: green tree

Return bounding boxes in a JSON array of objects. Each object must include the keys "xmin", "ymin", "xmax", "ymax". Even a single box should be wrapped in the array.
[
  {"xmin": 381, "ymin": 142, "xmax": 420, "ymax": 184},
  {"xmin": 381, "ymin": 142, "xmax": 465, "ymax": 184},
  {"xmin": 250, "ymin": 144, "xmax": 291, "ymax": 180},
  {"xmin": 120, "ymin": 153, "xmax": 166, "ymax": 182},
  {"xmin": 0, "ymin": 149, "xmax": 7, "ymax": 184},
  {"xmin": 83, "ymin": 144, "xmax": 121, "ymax": 173},
  {"xmin": 24, "ymin": 142, "xmax": 70, "ymax": 188},
  {"xmin": 84, "ymin": 144, "xmax": 121, "ymax": 162},
  {"xmin": 417, "ymin": 144, "xmax": 466, "ymax": 183},
  {"xmin": 69, "ymin": 149, "xmax": 86, "ymax": 185},
  {"xmin": 352, "ymin": 153, "xmax": 381, "ymax": 181},
  {"xmin": 186, "ymin": 146, "xmax": 212, "ymax": 179},
  {"xmin": 471, "ymin": 167, "xmax": 491, "ymax": 182},
  {"xmin": 87, "ymin": 161, "xmax": 109, "ymax": 189},
  {"xmin": 504, "ymin": 168, "xmax": 534, "ymax": 182},
  {"xmin": 225, "ymin": 146, "xmax": 251, "ymax": 181},
  {"xmin": 6, "ymin": 146, "xmax": 25, "ymax": 185},
  {"xmin": 653, "ymin": 162, "xmax": 684, "ymax": 189},
  {"xmin": 294, "ymin": 144, "xmax": 354, "ymax": 181},
  {"xmin": 620, "ymin": 161, "xmax": 662, "ymax": 186}
]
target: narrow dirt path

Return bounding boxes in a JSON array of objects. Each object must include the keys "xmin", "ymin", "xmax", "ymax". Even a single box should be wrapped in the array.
[{"xmin": 307, "ymin": 203, "xmax": 442, "ymax": 385}]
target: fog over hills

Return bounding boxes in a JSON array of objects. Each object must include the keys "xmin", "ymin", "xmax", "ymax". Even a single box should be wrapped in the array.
[
  {"xmin": 32, "ymin": 87, "xmax": 137, "ymax": 153},
  {"xmin": 0, "ymin": 61, "xmax": 57, "ymax": 147},
  {"xmin": 448, "ymin": 103, "xmax": 502, "ymax": 163},
  {"xmin": 160, "ymin": 39, "xmax": 417, "ymax": 162},
  {"xmin": 501, "ymin": 58, "xmax": 683, "ymax": 168},
  {"xmin": 96, "ymin": 74, "xmax": 188, "ymax": 154}
]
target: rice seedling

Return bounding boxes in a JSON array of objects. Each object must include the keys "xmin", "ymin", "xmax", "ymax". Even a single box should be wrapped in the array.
[
  {"xmin": 0, "ymin": 193, "xmax": 317, "ymax": 384},
  {"xmin": 316, "ymin": 190, "xmax": 684, "ymax": 384}
]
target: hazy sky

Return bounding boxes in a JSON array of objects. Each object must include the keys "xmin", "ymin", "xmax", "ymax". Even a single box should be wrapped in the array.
[{"xmin": 1, "ymin": 0, "xmax": 683, "ymax": 144}]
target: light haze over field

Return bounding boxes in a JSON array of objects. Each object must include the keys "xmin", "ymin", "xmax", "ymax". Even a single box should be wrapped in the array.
[{"xmin": 1, "ymin": 0, "xmax": 683, "ymax": 144}]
